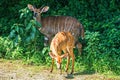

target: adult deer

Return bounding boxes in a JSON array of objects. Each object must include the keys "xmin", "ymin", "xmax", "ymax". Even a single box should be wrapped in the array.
[
  {"xmin": 27, "ymin": 4, "xmax": 84, "ymax": 54},
  {"xmin": 49, "ymin": 31, "xmax": 75, "ymax": 74}
]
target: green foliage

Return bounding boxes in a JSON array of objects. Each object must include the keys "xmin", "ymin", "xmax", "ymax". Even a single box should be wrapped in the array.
[
  {"xmin": 83, "ymin": 31, "xmax": 110, "ymax": 73},
  {"xmin": 0, "ymin": 37, "xmax": 23, "ymax": 59},
  {"xmin": 9, "ymin": 7, "xmax": 41, "ymax": 45},
  {"xmin": 0, "ymin": 37, "xmax": 13, "ymax": 58},
  {"xmin": 0, "ymin": 0, "xmax": 120, "ymax": 75}
]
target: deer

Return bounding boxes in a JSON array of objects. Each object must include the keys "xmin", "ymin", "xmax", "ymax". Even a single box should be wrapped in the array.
[
  {"xmin": 27, "ymin": 4, "xmax": 84, "ymax": 54},
  {"xmin": 49, "ymin": 31, "xmax": 75, "ymax": 74}
]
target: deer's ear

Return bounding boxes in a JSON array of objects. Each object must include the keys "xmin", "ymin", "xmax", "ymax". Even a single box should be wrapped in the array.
[
  {"xmin": 41, "ymin": 6, "xmax": 49, "ymax": 13},
  {"xmin": 61, "ymin": 53, "xmax": 68, "ymax": 58},
  {"xmin": 49, "ymin": 51, "xmax": 56, "ymax": 59},
  {"xmin": 28, "ymin": 4, "xmax": 34, "ymax": 11}
]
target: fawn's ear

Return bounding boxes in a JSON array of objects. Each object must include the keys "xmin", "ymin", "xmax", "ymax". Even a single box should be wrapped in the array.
[
  {"xmin": 41, "ymin": 6, "xmax": 49, "ymax": 13},
  {"xmin": 49, "ymin": 51, "xmax": 56, "ymax": 59},
  {"xmin": 28, "ymin": 4, "xmax": 35, "ymax": 11},
  {"xmin": 61, "ymin": 53, "xmax": 68, "ymax": 58}
]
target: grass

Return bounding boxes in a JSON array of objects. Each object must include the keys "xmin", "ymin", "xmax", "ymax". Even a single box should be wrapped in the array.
[{"xmin": 0, "ymin": 59, "xmax": 120, "ymax": 80}]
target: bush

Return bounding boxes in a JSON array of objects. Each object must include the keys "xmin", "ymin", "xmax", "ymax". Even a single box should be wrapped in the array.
[
  {"xmin": 0, "ymin": 37, "xmax": 24, "ymax": 59},
  {"xmin": 76, "ymin": 30, "xmax": 120, "ymax": 74},
  {"xmin": 0, "ymin": 37, "xmax": 13, "ymax": 58}
]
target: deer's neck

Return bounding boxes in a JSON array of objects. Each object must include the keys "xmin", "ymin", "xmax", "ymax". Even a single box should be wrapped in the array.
[
  {"xmin": 35, "ymin": 15, "xmax": 43, "ymax": 31},
  {"xmin": 36, "ymin": 15, "xmax": 41, "ymax": 23}
]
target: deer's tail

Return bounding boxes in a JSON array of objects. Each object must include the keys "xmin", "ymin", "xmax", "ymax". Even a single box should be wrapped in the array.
[{"xmin": 79, "ymin": 24, "xmax": 84, "ymax": 39}]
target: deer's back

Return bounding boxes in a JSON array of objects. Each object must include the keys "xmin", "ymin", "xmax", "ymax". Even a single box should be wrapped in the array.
[
  {"xmin": 41, "ymin": 16, "xmax": 82, "ymax": 39},
  {"xmin": 50, "ymin": 32, "xmax": 74, "ymax": 55}
]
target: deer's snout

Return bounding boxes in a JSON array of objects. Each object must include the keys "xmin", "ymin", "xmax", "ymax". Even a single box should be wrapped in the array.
[
  {"xmin": 34, "ymin": 13, "xmax": 37, "ymax": 17},
  {"xmin": 56, "ymin": 63, "xmax": 61, "ymax": 69}
]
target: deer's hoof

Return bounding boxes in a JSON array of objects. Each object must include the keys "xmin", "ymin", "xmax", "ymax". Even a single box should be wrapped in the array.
[
  {"xmin": 70, "ymin": 71, "xmax": 73, "ymax": 74},
  {"xmin": 50, "ymin": 70, "xmax": 53, "ymax": 73},
  {"xmin": 65, "ymin": 68, "xmax": 68, "ymax": 72}
]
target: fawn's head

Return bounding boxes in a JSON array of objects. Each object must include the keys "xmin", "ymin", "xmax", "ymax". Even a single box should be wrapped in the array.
[
  {"xmin": 49, "ymin": 51, "xmax": 68, "ymax": 69},
  {"xmin": 27, "ymin": 4, "xmax": 49, "ymax": 21}
]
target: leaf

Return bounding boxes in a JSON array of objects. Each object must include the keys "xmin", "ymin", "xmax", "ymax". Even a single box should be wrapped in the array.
[
  {"xmin": 26, "ymin": 23, "xmax": 32, "ymax": 31},
  {"xmin": 11, "ymin": 24, "xmax": 17, "ymax": 29},
  {"xmin": 20, "ymin": 13, "xmax": 24, "ymax": 19},
  {"xmin": 36, "ymin": 21, "xmax": 41, "ymax": 27},
  {"xmin": 30, "ymin": 33, "xmax": 35, "ymax": 40},
  {"xmin": 32, "ymin": 26, "xmax": 36, "ymax": 33},
  {"xmin": 19, "ymin": 27, "xmax": 24, "ymax": 34},
  {"xmin": 16, "ymin": 26, "xmax": 19, "ymax": 33},
  {"xmin": 42, "ymin": 47, "xmax": 49, "ymax": 55},
  {"xmin": 26, "ymin": 37, "xmax": 31, "ymax": 42},
  {"xmin": 15, "ymin": 35, "xmax": 19, "ymax": 43},
  {"xmin": 9, "ymin": 30, "xmax": 16, "ymax": 38}
]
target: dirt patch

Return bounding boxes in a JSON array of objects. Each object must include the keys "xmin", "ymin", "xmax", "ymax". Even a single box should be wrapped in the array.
[{"xmin": 0, "ymin": 59, "xmax": 119, "ymax": 80}]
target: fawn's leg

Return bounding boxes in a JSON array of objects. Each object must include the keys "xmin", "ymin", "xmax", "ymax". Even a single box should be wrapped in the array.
[
  {"xmin": 63, "ymin": 49, "xmax": 70, "ymax": 73},
  {"xmin": 68, "ymin": 48, "xmax": 75, "ymax": 74},
  {"xmin": 71, "ymin": 53, "xmax": 75, "ymax": 74},
  {"xmin": 66, "ymin": 55, "xmax": 70, "ymax": 73},
  {"xmin": 50, "ymin": 58, "xmax": 54, "ymax": 73}
]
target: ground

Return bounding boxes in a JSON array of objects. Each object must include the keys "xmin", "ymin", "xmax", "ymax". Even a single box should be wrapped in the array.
[{"xmin": 0, "ymin": 59, "xmax": 119, "ymax": 80}]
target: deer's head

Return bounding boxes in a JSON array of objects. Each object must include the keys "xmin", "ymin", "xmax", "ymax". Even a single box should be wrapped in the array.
[
  {"xmin": 27, "ymin": 4, "xmax": 49, "ymax": 22},
  {"xmin": 49, "ymin": 51, "xmax": 68, "ymax": 69}
]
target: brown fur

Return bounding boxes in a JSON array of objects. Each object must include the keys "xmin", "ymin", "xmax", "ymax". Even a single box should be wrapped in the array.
[{"xmin": 49, "ymin": 32, "xmax": 75, "ymax": 74}]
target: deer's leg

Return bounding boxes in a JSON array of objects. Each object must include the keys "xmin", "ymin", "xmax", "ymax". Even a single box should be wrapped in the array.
[
  {"xmin": 48, "ymin": 38, "xmax": 52, "ymax": 44},
  {"xmin": 63, "ymin": 49, "xmax": 70, "ymax": 73},
  {"xmin": 76, "ymin": 42, "xmax": 82, "ymax": 55},
  {"xmin": 66, "ymin": 55, "xmax": 70, "ymax": 73},
  {"xmin": 68, "ymin": 48, "xmax": 75, "ymax": 74},
  {"xmin": 70, "ymin": 49, "xmax": 75, "ymax": 74},
  {"xmin": 66, "ymin": 53, "xmax": 70, "ymax": 73},
  {"xmin": 50, "ymin": 58, "xmax": 54, "ymax": 73},
  {"xmin": 44, "ymin": 36, "xmax": 49, "ymax": 46},
  {"xmin": 71, "ymin": 53, "xmax": 75, "ymax": 74},
  {"xmin": 48, "ymin": 35, "xmax": 54, "ymax": 45},
  {"xmin": 60, "ymin": 64, "xmax": 62, "ymax": 74},
  {"xmin": 44, "ymin": 36, "xmax": 52, "ymax": 46}
]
